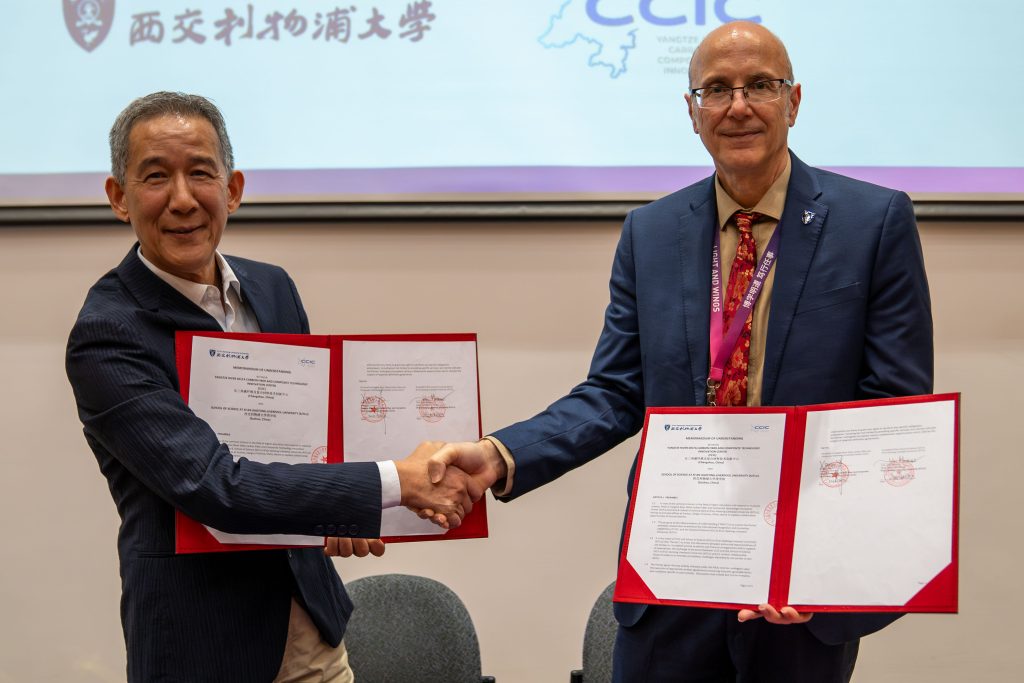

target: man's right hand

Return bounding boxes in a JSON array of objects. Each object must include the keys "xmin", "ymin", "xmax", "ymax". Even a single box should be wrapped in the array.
[
  {"xmin": 409, "ymin": 440, "xmax": 508, "ymax": 527},
  {"xmin": 394, "ymin": 441, "xmax": 484, "ymax": 529}
]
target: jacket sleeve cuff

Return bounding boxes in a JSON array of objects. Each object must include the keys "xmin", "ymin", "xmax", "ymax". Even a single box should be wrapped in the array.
[{"xmin": 481, "ymin": 435, "xmax": 516, "ymax": 498}]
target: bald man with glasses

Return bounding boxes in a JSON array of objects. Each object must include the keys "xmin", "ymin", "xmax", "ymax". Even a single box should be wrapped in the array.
[{"xmin": 424, "ymin": 20, "xmax": 932, "ymax": 683}]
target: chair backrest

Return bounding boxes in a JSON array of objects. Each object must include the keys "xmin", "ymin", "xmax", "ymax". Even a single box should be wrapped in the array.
[
  {"xmin": 579, "ymin": 581, "xmax": 617, "ymax": 683},
  {"xmin": 343, "ymin": 573, "xmax": 486, "ymax": 683}
]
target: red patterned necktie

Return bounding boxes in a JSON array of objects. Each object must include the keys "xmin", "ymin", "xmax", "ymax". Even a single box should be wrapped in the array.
[{"xmin": 716, "ymin": 210, "xmax": 762, "ymax": 407}]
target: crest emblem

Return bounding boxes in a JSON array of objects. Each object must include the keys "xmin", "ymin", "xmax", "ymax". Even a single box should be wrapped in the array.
[
  {"xmin": 801, "ymin": 210, "xmax": 815, "ymax": 225},
  {"xmin": 64, "ymin": 0, "xmax": 115, "ymax": 52},
  {"xmin": 209, "ymin": 349, "xmax": 216, "ymax": 357}
]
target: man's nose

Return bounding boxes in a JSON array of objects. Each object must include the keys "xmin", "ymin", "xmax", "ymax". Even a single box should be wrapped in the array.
[
  {"xmin": 168, "ymin": 174, "xmax": 199, "ymax": 212},
  {"xmin": 726, "ymin": 88, "xmax": 752, "ymax": 116}
]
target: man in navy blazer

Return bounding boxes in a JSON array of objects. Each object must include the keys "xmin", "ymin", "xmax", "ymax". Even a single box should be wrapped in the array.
[
  {"xmin": 424, "ymin": 22, "xmax": 932, "ymax": 682},
  {"xmin": 66, "ymin": 92, "xmax": 479, "ymax": 682}
]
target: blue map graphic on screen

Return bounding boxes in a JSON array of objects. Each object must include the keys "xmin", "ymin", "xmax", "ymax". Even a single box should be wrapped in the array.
[{"xmin": 539, "ymin": 0, "xmax": 638, "ymax": 78}]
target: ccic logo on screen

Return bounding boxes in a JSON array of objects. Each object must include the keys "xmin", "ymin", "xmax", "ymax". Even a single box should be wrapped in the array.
[
  {"xmin": 540, "ymin": 0, "xmax": 764, "ymax": 79},
  {"xmin": 209, "ymin": 349, "xmax": 249, "ymax": 360},
  {"xmin": 64, "ymin": 0, "xmax": 115, "ymax": 52}
]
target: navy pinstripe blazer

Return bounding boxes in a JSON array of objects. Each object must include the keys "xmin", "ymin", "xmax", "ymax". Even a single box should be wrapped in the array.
[{"xmin": 67, "ymin": 246, "xmax": 382, "ymax": 682}]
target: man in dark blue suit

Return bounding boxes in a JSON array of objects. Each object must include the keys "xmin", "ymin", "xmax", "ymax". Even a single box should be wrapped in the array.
[
  {"xmin": 66, "ymin": 92, "xmax": 480, "ymax": 682},
  {"xmin": 423, "ymin": 22, "xmax": 932, "ymax": 682}
]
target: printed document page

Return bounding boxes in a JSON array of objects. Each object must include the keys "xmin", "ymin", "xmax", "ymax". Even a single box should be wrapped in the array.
[
  {"xmin": 342, "ymin": 339, "xmax": 479, "ymax": 536},
  {"xmin": 625, "ymin": 412, "xmax": 787, "ymax": 605},
  {"xmin": 187, "ymin": 336, "xmax": 330, "ymax": 546},
  {"xmin": 788, "ymin": 400, "xmax": 956, "ymax": 605}
]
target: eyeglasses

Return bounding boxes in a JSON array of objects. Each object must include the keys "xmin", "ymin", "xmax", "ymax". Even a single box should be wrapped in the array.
[{"xmin": 690, "ymin": 79, "xmax": 793, "ymax": 109}]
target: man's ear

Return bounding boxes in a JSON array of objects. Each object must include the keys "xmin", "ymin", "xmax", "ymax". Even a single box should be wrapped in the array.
[
  {"xmin": 226, "ymin": 170, "xmax": 245, "ymax": 214},
  {"xmin": 787, "ymin": 83, "xmax": 802, "ymax": 127},
  {"xmin": 105, "ymin": 176, "xmax": 130, "ymax": 223},
  {"xmin": 685, "ymin": 93, "xmax": 700, "ymax": 134}
]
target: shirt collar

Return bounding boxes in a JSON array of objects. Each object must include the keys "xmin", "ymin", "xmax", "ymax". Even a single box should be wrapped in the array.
[
  {"xmin": 714, "ymin": 156, "xmax": 792, "ymax": 230},
  {"xmin": 136, "ymin": 247, "xmax": 244, "ymax": 308}
]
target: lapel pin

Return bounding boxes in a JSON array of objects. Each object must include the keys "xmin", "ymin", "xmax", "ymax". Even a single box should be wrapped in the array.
[{"xmin": 802, "ymin": 210, "xmax": 815, "ymax": 225}]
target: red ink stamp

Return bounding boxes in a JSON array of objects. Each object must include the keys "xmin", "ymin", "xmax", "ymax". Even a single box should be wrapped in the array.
[
  {"xmin": 882, "ymin": 457, "xmax": 915, "ymax": 487},
  {"xmin": 820, "ymin": 461, "xmax": 850, "ymax": 488},
  {"xmin": 360, "ymin": 396, "xmax": 387, "ymax": 423},
  {"xmin": 763, "ymin": 500, "xmax": 777, "ymax": 527},
  {"xmin": 311, "ymin": 446, "xmax": 328, "ymax": 464},
  {"xmin": 416, "ymin": 394, "xmax": 448, "ymax": 423}
]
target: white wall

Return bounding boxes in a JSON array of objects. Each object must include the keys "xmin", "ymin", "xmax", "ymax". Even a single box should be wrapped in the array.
[{"xmin": 0, "ymin": 216, "xmax": 1020, "ymax": 681}]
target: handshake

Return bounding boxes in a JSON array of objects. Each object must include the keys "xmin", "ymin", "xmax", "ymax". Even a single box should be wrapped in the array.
[{"xmin": 394, "ymin": 439, "xmax": 508, "ymax": 529}]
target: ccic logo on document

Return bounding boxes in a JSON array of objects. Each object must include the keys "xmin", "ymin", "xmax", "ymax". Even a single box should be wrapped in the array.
[{"xmin": 64, "ymin": 0, "xmax": 115, "ymax": 52}]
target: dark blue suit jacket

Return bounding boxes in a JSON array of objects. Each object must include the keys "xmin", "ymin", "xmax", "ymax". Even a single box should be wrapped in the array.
[
  {"xmin": 493, "ymin": 153, "xmax": 933, "ymax": 663},
  {"xmin": 67, "ymin": 246, "xmax": 383, "ymax": 682}
]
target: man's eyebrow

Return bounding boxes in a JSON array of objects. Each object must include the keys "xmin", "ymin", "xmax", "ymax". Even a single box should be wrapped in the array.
[
  {"xmin": 187, "ymin": 154, "xmax": 219, "ymax": 166},
  {"xmin": 697, "ymin": 71, "xmax": 780, "ymax": 86},
  {"xmin": 132, "ymin": 156, "xmax": 167, "ymax": 174},
  {"xmin": 133, "ymin": 154, "xmax": 219, "ymax": 170},
  {"xmin": 135, "ymin": 155, "xmax": 164, "ymax": 168}
]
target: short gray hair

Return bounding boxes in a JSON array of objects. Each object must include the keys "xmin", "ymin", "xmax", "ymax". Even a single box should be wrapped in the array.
[{"xmin": 108, "ymin": 91, "xmax": 234, "ymax": 184}]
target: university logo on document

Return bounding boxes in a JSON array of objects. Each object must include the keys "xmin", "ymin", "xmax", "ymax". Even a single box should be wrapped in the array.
[{"xmin": 64, "ymin": 0, "xmax": 115, "ymax": 52}]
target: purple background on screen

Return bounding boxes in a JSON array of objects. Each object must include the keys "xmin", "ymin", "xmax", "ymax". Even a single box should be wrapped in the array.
[{"xmin": 1, "ymin": 166, "xmax": 1020, "ymax": 204}]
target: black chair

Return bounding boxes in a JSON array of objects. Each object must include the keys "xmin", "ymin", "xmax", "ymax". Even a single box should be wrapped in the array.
[
  {"xmin": 344, "ymin": 573, "xmax": 495, "ymax": 683},
  {"xmin": 570, "ymin": 581, "xmax": 617, "ymax": 683}
]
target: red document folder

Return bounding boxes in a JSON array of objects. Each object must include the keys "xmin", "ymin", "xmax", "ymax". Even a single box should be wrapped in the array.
[
  {"xmin": 615, "ymin": 394, "xmax": 959, "ymax": 613},
  {"xmin": 173, "ymin": 331, "xmax": 487, "ymax": 554}
]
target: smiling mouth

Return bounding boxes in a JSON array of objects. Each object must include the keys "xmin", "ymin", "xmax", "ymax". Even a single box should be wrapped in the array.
[{"xmin": 165, "ymin": 226, "xmax": 203, "ymax": 235}]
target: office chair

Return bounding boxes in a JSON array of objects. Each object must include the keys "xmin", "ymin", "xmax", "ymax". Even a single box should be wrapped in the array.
[
  {"xmin": 344, "ymin": 573, "xmax": 495, "ymax": 683},
  {"xmin": 570, "ymin": 581, "xmax": 617, "ymax": 683}
]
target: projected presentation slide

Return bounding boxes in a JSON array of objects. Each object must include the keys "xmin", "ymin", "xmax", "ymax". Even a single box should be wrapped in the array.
[{"xmin": 2, "ymin": 1, "xmax": 1020, "ymax": 204}]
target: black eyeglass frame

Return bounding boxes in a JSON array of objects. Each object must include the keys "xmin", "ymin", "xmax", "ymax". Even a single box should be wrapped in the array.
[{"xmin": 689, "ymin": 78, "xmax": 794, "ymax": 108}]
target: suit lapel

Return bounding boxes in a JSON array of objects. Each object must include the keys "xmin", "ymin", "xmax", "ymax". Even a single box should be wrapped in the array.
[
  {"xmin": 225, "ymin": 256, "xmax": 277, "ymax": 332},
  {"xmin": 117, "ymin": 247, "xmax": 283, "ymax": 334},
  {"xmin": 116, "ymin": 245, "xmax": 222, "ymax": 331},
  {"xmin": 678, "ymin": 182, "xmax": 718, "ymax": 406},
  {"xmin": 761, "ymin": 155, "xmax": 827, "ymax": 405}
]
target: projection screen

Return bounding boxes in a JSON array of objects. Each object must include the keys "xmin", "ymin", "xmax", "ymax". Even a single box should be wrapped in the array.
[{"xmin": 2, "ymin": 1, "xmax": 1021, "ymax": 206}]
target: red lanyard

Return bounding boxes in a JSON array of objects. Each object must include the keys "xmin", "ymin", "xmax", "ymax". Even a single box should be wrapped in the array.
[{"xmin": 705, "ymin": 220, "xmax": 781, "ymax": 406}]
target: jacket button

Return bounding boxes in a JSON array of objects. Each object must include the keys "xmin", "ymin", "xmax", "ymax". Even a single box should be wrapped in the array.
[
  {"xmin": 348, "ymin": 524, "xmax": 359, "ymax": 536},
  {"xmin": 313, "ymin": 524, "xmax": 324, "ymax": 535},
  {"xmin": 325, "ymin": 524, "xmax": 337, "ymax": 535}
]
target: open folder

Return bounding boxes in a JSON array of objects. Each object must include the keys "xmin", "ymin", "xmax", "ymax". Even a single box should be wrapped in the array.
[
  {"xmin": 173, "ymin": 331, "xmax": 487, "ymax": 554},
  {"xmin": 615, "ymin": 394, "xmax": 959, "ymax": 613}
]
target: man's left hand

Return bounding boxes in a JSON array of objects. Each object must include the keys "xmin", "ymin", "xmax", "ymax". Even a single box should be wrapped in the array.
[
  {"xmin": 324, "ymin": 537, "xmax": 386, "ymax": 558},
  {"xmin": 737, "ymin": 604, "xmax": 813, "ymax": 624}
]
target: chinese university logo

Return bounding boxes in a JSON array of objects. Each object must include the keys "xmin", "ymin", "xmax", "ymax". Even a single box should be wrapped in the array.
[
  {"xmin": 64, "ymin": 0, "xmax": 115, "ymax": 52},
  {"xmin": 209, "ymin": 349, "xmax": 250, "ymax": 360},
  {"xmin": 63, "ymin": 2, "xmax": 438, "ymax": 50}
]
